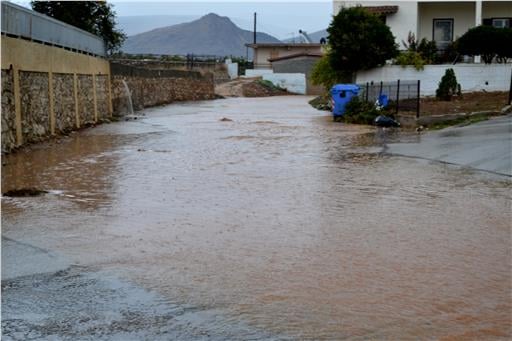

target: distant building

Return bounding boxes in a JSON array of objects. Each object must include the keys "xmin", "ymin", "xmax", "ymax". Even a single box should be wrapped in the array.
[
  {"xmin": 333, "ymin": 1, "xmax": 512, "ymax": 50},
  {"xmin": 268, "ymin": 53, "xmax": 324, "ymax": 95},
  {"xmin": 245, "ymin": 43, "xmax": 325, "ymax": 69}
]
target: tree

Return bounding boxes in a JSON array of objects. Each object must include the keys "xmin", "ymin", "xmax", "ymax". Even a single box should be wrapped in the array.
[
  {"xmin": 31, "ymin": 1, "xmax": 126, "ymax": 54},
  {"xmin": 457, "ymin": 25, "xmax": 512, "ymax": 64},
  {"xmin": 311, "ymin": 53, "xmax": 347, "ymax": 90},
  {"xmin": 327, "ymin": 6, "xmax": 398, "ymax": 81}
]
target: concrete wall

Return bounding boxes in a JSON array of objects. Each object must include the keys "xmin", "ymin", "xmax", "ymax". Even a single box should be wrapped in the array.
[
  {"xmin": 418, "ymin": 2, "xmax": 475, "ymax": 42},
  {"xmin": 110, "ymin": 63, "xmax": 215, "ymax": 115},
  {"xmin": 271, "ymin": 56, "xmax": 324, "ymax": 95},
  {"xmin": 1, "ymin": 36, "xmax": 112, "ymax": 153},
  {"xmin": 252, "ymin": 45, "xmax": 324, "ymax": 69},
  {"xmin": 262, "ymin": 73, "xmax": 307, "ymax": 95},
  {"xmin": 356, "ymin": 64, "xmax": 512, "ymax": 96}
]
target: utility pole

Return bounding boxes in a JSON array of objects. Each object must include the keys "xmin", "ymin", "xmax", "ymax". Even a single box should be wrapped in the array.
[{"xmin": 253, "ymin": 12, "xmax": 257, "ymax": 44}]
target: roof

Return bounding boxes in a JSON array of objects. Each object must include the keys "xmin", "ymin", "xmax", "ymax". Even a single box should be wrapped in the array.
[
  {"xmin": 363, "ymin": 5, "xmax": 399, "ymax": 15},
  {"xmin": 268, "ymin": 52, "xmax": 323, "ymax": 62},
  {"xmin": 246, "ymin": 43, "xmax": 323, "ymax": 48}
]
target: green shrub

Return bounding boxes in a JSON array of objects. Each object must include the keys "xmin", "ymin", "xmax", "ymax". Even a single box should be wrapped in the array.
[
  {"xmin": 342, "ymin": 96, "xmax": 380, "ymax": 124},
  {"xmin": 311, "ymin": 54, "xmax": 348, "ymax": 90},
  {"xmin": 436, "ymin": 68, "xmax": 461, "ymax": 101},
  {"xmin": 417, "ymin": 38, "xmax": 438, "ymax": 63},
  {"xmin": 457, "ymin": 25, "xmax": 512, "ymax": 64},
  {"xmin": 395, "ymin": 50, "xmax": 426, "ymax": 70}
]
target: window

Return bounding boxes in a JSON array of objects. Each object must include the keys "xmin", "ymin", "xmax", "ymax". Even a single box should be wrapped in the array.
[
  {"xmin": 492, "ymin": 18, "xmax": 510, "ymax": 28},
  {"xmin": 433, "ymin": 19, "xmax": 454, "ymax": 49}
]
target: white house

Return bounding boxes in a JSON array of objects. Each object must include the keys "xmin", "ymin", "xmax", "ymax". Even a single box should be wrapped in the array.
[{"xmin": 333, "ymin": 1, "xmax": 512, "ymax": 50}]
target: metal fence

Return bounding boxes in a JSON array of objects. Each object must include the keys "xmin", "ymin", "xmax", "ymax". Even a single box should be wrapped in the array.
[
  {"xmin": 1, "ymin": 1, "xmax": 106, "ymax": 57},
  {"xmin": 357, "ymin": 80, "xmax": 421, "ymax": 118}
]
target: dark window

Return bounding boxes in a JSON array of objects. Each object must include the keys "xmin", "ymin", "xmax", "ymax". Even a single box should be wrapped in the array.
[
  {"xmin": 433, "ymin": 18, "xmax": 454, "ymax": 49},
  {"xmin": 483, "ymin": 18, "xmax": 512, "ymax": 28}
]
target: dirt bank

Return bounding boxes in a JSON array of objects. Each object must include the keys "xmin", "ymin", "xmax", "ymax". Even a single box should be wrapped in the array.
[{"xmin": 215, "ymin": 77, "xmax": 291, "ymax": 98}]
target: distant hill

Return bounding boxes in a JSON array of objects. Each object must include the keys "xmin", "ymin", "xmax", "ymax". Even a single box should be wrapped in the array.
[
  {"xmin": 117, "ymin": 15, "xmax": 199, "ymax": 36},
  {"xmin": 121, "ymin": 13, "xmax": 281, "ymax": 57},
  {"xmin": 284, "ymin": 29, "xmax": 328, "ymax": 44}
]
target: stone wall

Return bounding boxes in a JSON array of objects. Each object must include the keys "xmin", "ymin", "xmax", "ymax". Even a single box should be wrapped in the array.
[
  {"xmin": 53, "ymin": 73, "xmax": 76, "ymax": 134},
  {"xmin": 96, "ymin": 75, "xmax": 109, "ymax": 121},
  {"xmin": 110, "ymin": 63, "xmax": 215, "ymax": 116},
  {"xmin": 1, "ymin": 37, "xmax": 111, "ymax": 153},
  {"xmin": 1, "ymin": 69, "xmax": 16, "ymax": 153},
  {"xmin": 20, "ymin": 71, "xmax": 50, "ymax": 144},
  {"xmin": 77, "ymin": 75, "xmax": 95, "ymax": 126}
]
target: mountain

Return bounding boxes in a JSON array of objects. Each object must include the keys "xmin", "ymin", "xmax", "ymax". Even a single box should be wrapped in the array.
[
  {"xmin": 284, "ymin": 29, "xmax": 328, "ymax": 44},
  {"xmin": 117, "ymin": 15, "xmax": 200, "ymax": 36},
  {"xmin": 121, "ymin": 13, "xmax": 281, "ymax": 57}
]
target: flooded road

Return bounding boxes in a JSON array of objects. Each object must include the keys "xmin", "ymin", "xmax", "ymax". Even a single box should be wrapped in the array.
[{"xmin": 2, "ymin": 96, "xmax": 511, "ymax": 340}]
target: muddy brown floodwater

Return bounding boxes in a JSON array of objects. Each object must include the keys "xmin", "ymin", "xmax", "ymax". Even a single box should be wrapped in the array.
[{"xmin": 2, "ymin": 96, "xmax": 511, "ymax": 340}]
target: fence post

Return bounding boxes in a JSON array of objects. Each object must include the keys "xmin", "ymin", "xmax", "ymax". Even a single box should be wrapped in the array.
[
  {"xmin": 416, "ymin": 80, "xmax": 421, "ymax": 119},
  {"xmin": 379, "ymin": 81, "xmax": 383, "ymax": 96},
  {"xmin": 508, "ymin": 68, "xmax": 512, "ymax": 105},
  {"xmin": 365, "ymin": 82, "xmax": 369, "ymax": 102},
  {"xmin": 396, "ymin": 79, "xmax": 400, "ymax": 115}
]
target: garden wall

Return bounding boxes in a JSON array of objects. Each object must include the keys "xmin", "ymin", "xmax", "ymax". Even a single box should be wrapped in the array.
[
  {"xmin": 110, "ymin": 63, "xmax": 215, "ymax": 116},
  {"xmin": 356, "ymin": 64, "xmax": 512, "ymax": 96}
]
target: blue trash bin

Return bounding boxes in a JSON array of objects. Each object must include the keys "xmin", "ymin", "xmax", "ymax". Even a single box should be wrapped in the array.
[{"xmin": 330, "ymin": 84, "xmax": 360, "ymax": 117}]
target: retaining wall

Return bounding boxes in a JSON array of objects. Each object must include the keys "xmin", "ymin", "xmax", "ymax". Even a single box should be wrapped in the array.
[
  {"xmin": 356, "ymin": 64, "xmax": 512, "ymax": 96},
  {"xmin": 110, "ymin": 63, "xmax": 215, "ymax": 115},
  {"xmin": 1, "ymin": 36, "xmax": 112, "ymax": 153}
]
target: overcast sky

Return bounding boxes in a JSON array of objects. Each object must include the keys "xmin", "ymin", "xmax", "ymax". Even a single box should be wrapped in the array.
[{"xmin": 13, "ymin": 1, "xmax": 333, "ymax": 39}]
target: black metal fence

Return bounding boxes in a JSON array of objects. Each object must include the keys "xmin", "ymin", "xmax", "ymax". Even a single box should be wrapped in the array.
[{"xmin": 357, "ymin": 80, "xmax": 421, "ymax": 118}]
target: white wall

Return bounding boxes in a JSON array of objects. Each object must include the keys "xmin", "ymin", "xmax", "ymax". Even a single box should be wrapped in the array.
[
  {"xmin": 225, "ymin": 59, "xmax": 238, "ymax": 79},
  {"xmin": 356, "ymin": 64, "xmax": 512, "ymax": 96},
  {"xmin": 262, "ymin": 73, "xmax": 307, "ymax": 95},
  {"xmin": 244, "ymin": 69, "xmax": 274, "ymax": 77},
  {"xmin": 333, "ymin": 1, "xmax": 419, "ymax": 47}
]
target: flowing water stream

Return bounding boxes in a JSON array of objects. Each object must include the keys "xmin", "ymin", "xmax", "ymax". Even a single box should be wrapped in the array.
[{"xmin": 2, "ymin": 96, "xmax": 511, "ymax": 340}]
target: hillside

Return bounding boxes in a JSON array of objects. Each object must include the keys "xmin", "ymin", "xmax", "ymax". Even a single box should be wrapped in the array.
[{"xmin": 121, "ymin": 13, "xmax": 281, "ymax": 57}]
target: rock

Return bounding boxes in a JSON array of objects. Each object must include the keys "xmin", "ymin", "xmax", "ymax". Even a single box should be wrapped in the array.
[
  {"xmin": 219, "ymin": 117, "xmax": 233, "ymax": 122},
  {"xmin": 374, "ymin": 115, "xmax": 400, "ymax": 127},
  {"xmin": 3, "ymin": 188, "xmax": 48, "ymax": 197},
  {"xmin": 416, "ymin": 125, "xmax": 425, "ymax": 132}
]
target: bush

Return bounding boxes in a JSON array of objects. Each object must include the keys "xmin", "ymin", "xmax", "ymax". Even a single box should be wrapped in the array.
[
  {"xmin": 395, "ymin": 50, "xmax": 426, "ymax": 70},
  {"xmin": 457, "ymin": 25, "xmax": 512, "ymax": 63},
  {"xmin": 311, "ymin": 54, "xmax": 348, "ymax": 90},
  {"xmin": 436, "ymin": 68, "xmax": 461, "ymax": 101},
  {"xmin": 395, "ymin": 32, "xmax": 437, "ymax": 69},
  {"xmin": 342, "ymin": 96, "xmax": 381, "ymax": 124}
]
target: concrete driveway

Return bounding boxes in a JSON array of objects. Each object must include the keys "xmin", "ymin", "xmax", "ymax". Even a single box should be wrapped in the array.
[{"xmin": 386, "ymin": 115, "xmax": 512, "ymax": 176}]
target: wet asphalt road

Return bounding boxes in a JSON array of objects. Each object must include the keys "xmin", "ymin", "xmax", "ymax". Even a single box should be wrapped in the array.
[{"xmin": 2, "ymin": 97, "xmax": 511, "ymax": 340}]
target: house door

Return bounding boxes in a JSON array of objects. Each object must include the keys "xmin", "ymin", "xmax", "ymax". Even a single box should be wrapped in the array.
[{"xmin": 433, "ymin": 19, "xmax": 453, "ymax": 50}]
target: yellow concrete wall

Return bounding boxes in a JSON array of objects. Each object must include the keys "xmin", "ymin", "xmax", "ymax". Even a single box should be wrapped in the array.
[
  {"xmin": 1, "ymin": 36, "xmax": 109, "ymax": 74},
  {"xmin": 1, "ymin": 36, "xmax": 111, "ymax": 151}
]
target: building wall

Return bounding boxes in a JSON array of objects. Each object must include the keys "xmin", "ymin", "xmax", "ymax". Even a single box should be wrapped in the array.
[
  {"xmin": 356, "ymin": 64, "xmax": 512, "ymax": 96},
  {"xmin": 333, "ymin": 1, "xmax": 419, "ymax": 47},
  {"xmin": 418, "ymin": 2, "xmax": 475, "ymax": 41},
  {"xmin": 1, "ymin": 36, "xmax": 112, "ymax": 153},
  {"xmin": 271, "ymin": 56, "xmax": 324, "ymax": 95},
  {"xmin": 262, "ymin": 73, "xmax": 307, "ymax": 95},
  {"xmin": 483, "ymin": 1, "xmax": 512, "ymax": 18},
  {"xmin": 253, "ymin": 46, "xmax": 323, "ymax": 69},
  {"xmin": 110, "ymin": 63, "xmax": 215, "ymax": 116}
]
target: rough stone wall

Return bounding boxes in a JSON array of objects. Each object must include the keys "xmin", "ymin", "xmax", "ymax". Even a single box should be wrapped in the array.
[
  {"xmin": 20, "ymin": 71, "xmax": 50, "ymax": 144},
  {"xmin": 95, "ymin": 75, "xmax": 109, "ymax": 121},
  {"xmin": 77, "ymin": 75, "xmax": 95, "ymax": 125},
  {"xmin": 110, "ymin": 63, "xmax": 215, "ymax": 116},
  {"xmin": 1, "ymin": 69, "xmax": 16, "ymax": 153},
  {"xmin": 53, "ymin": 73, "xmax": 76, "ymax": 134}
]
